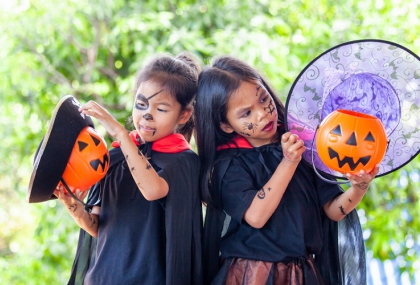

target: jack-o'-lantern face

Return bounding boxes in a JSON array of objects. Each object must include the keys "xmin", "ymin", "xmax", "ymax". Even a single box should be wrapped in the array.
[
  {"xmin": 61, "ymin": 126, "xmax": 110, "ymax": 193},
  {"xmin": 316, "ymin": 109, "xmax": 387, "ymax": 174}
]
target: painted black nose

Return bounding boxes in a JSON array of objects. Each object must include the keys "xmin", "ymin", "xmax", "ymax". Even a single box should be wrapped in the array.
[{"xmin": 143, "ymin": 113, "xmax": 153, "ymax": 121}]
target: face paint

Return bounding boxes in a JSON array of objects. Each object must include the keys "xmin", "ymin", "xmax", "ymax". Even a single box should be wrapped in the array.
[
  {"xmin": 264, "ymin": 99, "xmax": 276, "ymax": 115},
  {"xmin": 134, "ymin": 89, "xmax": 163, "ymax": 111},
  {"xmin": 243, "ymin": 122, "xmax": 258, "ymax": 133},
  {"xmin": 143, "ymin": 113, "xmax": 153, "ymax": 121},
  {"xmin": 255, "ymin": 85, "xmax": 261, "ymax": 96}
]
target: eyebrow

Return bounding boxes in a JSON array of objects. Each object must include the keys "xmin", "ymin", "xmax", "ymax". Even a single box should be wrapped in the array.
[
  {"xmin": 155, "ymin": 101, "xmax": 172, "ymax": 107},
  {"xmin": 257, "ymin": 85, "xmax": 269, "ymax": 97},
  {"xmin": 234, "ymin": 85, "xmax": 267, "ymax": 116}
]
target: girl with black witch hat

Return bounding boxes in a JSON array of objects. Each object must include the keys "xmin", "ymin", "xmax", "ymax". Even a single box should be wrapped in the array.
[{"xmin": 54, "ymin": 52, "xmax": 202, "ymax": 285}]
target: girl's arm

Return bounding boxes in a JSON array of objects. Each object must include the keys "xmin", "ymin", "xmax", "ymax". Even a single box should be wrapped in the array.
[
  {"xmin": 323, "ymin": 166, "xmax": 379, "ymax": 221},
  {"xmin": 113, "ymin": 129, "xmax": 169, "ymax": 200},
  {"xmin": 54, "ymin": 186, "xmax": 100, "ymax": 237},
  {"xmin": 79, "ymin": 101, "xmax": 168, "ymax": 200},
  {"xmin": 244, "ymin": 132, "xmax": 305, "ymax": 228}
]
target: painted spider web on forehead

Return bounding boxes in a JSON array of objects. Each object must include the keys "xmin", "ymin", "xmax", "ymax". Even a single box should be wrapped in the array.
[{"xmin": 285, "ymin": 39, "xmax": 420, "ymax": 179}]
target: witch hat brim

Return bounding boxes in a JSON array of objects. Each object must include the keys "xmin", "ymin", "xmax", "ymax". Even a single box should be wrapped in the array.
[
  {"xmin": 27, "ymin": 95, "xmax": 94, "ymax": 203},
  {"xmin": 285, "ymin": 39, "xmax": 420, "ymax": 179}
]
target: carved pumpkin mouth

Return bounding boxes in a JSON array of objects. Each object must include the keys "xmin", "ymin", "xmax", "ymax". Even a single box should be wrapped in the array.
[
  {"xmin": 89, "ymin": 154, "xmax": 110, "ymax": 172},
  {"xmin": 328, "ymin": 147, "xmax": 371, "ymax": 170}
]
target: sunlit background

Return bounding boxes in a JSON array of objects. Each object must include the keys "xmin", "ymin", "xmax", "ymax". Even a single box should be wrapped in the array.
[{"xmin": 1, "ymin": 0, "xmax": 419, "ymax": 284}]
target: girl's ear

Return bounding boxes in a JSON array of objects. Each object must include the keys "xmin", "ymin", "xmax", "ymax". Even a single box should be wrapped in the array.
[
  {"xmin": 177, "ymin": 107, "xmax": 193, "ymax": 125},
  {"xmin": 220, "ymin": 122, "xmax": 234, "ymax": 133}
]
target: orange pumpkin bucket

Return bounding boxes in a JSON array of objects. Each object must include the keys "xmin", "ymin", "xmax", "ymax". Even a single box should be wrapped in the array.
[
  {"xmin": 60, "ymin": 126, "xmax": 110, "ymax": 193},
  {"xmin": 315, "ymin": 109, "xmax": 388, "ymax": 175}
]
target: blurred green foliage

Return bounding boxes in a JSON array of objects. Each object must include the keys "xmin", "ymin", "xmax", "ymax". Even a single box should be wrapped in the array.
[{"xmin": 0, "ymin": 0, "xmax": 419, "ymax": 283}]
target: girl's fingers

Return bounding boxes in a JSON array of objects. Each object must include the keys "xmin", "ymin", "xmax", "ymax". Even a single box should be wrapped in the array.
[
  {"xmin": 286, "ymin": 138, "xmax": 304, "ymax": 153},
  {"xmin": 346, "ymin": 166, "xmax": 378, "ymax": 185},
  {"xmin": 79, "ymin": 101, "xmax": 104, "ymax": 116},
  {"xmin": 281, "ymin": 132, "xmax": 291, "ymax": 143},
  {"xmin": 371, "ymin": 165, "xmax": 380, "ymax": 176},
  {"xmin": 80, "ymin": 190, "xmax": 88, "ymax": 200}
]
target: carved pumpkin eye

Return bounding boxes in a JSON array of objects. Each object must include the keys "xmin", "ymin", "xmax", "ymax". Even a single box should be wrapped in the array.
[
  {"xmin": 62, "ymin": 127, "xmax": 110, "ymax": 193},
  {"xmin": 346, "ymin": 132, "xmax": 357, "ymax": 146},
  {"xmin": 364, "ymin": 132, "xmax": 375, "ymax": 142},
  {"xmin": 78, "ymin": 141, "xmax": 88, "ymax": 151},
  {"xmin": 331, "ymin": 125, "xmax": 342, "ymax": 135},
  {"xmin": 316, "ymin": 109, "xmax": 387, "ymax": 174}
]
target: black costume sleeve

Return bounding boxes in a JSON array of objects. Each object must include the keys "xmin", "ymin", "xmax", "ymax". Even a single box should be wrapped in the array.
[
  {"xmin": 202, "ymin": 152, "xmax": 235, "ymax": 285},
  {"xmin": 308, "ymin": 166, "xmax": 366, "ymax": 285},
  {"xmin": 67, "ymin": 148, "xmax": 123, "ymax": 285},
  {"xmin": 67, "ymin": 184, "xmax": 100, "ymax": 285},
  {"xmin": 218, "ymin": 158, "xmax": 257, "ymax": 223},
  {"xmin": 338, "ymin": 210, "xmax": 367, "ymax": 285},
  {"xmin": 153, "ymin": 151, "xmax": 203, "ymax": 285}
]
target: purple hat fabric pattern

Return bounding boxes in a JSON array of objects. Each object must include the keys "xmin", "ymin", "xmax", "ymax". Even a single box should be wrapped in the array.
[{"xmin": 285, "ymin": 39, "xmax": 420, "ymax": 179}]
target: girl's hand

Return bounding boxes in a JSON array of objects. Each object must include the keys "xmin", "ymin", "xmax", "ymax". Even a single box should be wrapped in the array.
[
  {"xmin": 53, "ymin": 185, "xmax": 87, "ymax": 217},
  {"xmin": 346, "ymin": 165, "xmax": 380, "ymax": 192},
  {"xmin": 79, "ymin": 100, "xmax": 125, "ymax": 138},
  {"xmin": 281, "ymin": 132, "xmax": 306, "ymax": 164}
]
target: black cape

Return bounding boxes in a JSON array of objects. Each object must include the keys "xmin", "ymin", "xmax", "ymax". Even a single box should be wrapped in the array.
[
  {"xmin": 68, "ymin": 134, "xmax": 202, "ymax": 285},
  {"xmin": 202, "ymin": 137, "xmax": 366, "ymax": 285}
]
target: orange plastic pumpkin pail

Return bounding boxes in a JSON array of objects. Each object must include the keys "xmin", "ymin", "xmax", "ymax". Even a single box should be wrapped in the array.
[
  {"xmin": 60, "ymin": 126, "xmax": 110, "ymax": 193},
  {"xmin": 315, "ymin": 109, "xmax": 387, "ymax": 175}
]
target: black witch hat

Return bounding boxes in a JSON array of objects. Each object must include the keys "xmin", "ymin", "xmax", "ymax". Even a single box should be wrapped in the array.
[{"xmin": 27, "ymin": 95, "xmax": 94, "ymax": 203}]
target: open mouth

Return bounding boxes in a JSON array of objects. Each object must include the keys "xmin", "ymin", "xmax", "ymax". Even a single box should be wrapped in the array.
[
  {"xmin": 328, "ymin": 147, "xmax": 371, "ymax": 170},
  {"xmin": 139, "ymin": 124, "xmax": 156, "ymax": 132}
]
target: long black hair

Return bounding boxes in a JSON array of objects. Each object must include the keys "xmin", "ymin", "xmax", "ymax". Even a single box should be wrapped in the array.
[
  {"xmin": 195, "ymin": 56, "xmax": 285, "ymax": 205},
  {"xmin": 134, "ymin": 52, "xmax": 201, "ymax": 142}
]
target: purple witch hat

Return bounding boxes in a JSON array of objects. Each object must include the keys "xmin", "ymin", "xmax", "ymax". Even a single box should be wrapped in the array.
[{"xmin": 285, "ymin": 39, "xmax": 420, "ymax": 179}]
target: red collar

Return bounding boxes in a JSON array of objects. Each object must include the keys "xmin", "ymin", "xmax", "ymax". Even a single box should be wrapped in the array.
[
  {"xmin": 112, "ymin": 131, "xmax": 191, "ymax": 153},
  {"xmin": 217, "ymin": 136, "xmax": 253, "ymax": 150}
]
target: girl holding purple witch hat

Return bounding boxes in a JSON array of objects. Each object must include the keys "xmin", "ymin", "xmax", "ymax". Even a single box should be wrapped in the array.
[{"xmin": 196, "ymin": 55, "xmax": 379, "ymax": 285}]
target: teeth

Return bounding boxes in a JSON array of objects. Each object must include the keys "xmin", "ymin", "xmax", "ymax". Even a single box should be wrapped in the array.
[{"xmin": 139, "ymin": 125, "xmax": 151, "ymax": 130}]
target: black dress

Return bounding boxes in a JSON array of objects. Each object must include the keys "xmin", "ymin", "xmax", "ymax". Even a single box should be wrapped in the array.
[
  {"xmin": 68, "ymin": 133, "xmax": 202, "ymax": 285},
  {"xmin": 202, "ymin": 136, "xmax": 366, "ymax": 285}
]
